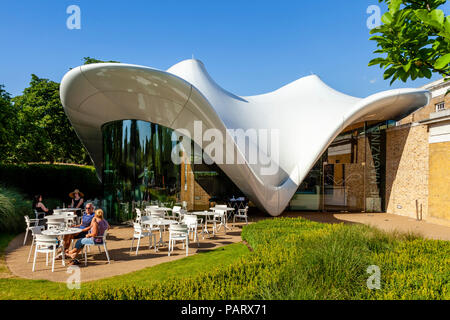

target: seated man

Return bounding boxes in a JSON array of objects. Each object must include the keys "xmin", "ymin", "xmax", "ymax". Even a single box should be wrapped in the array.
[{"xmin": 63, "ymin": 202, "xmax": 95, "ymax": 251}]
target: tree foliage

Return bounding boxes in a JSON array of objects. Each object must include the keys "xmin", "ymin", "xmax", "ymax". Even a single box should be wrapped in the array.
[
  {"xmin": 0, "ymin": 58, "xmax": 120, "ymax": 165},
  {"xmin": 0, "ymin": 85, "xmax": 18, "ymax": 161},
  {"xmin": 369, "ymin": 0, "xmax": 450, "ymax": 85},
  {"xmin": 83, "ymin": 56, "xmax": 120, "ymax": 65},
  {"xmin": 11, "ymin": 75, "xmax": 90, "ymax": 164}
]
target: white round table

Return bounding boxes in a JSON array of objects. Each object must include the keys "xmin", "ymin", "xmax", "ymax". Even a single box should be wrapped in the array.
[
  {"xmin": 209, "ymin": 207, "xmax": 235, "ymax": 232},
  {"xmin": 191, "ymin": 211, "xmax": 220, "ymax": 238},
  {"xmin": 45, "ymin": 213, "xmax": 78, "ymax": 226},
  {"xmin": 42, "ymin": 228, "xmax": 82, "ymax": 266},
  {"xmin": 141, "ymin": 218, "xmax": 178, "ymax": 247}
]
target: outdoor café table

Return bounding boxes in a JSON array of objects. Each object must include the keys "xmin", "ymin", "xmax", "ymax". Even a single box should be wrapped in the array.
[
  {"xmin": 45, "ymin": 213, "xmax": 72, "ymax": 222},
  {"xmin": 141, "ymin": 217, "xmax": 178, "ymax": 248},
  {"xmin": 156, "ymin": 207, "xmax": 177, "ymax": 219},
  {"xmin": 44, "ymin": 215, "xmax": 67, "ymax": 223},
  {"xmin": 41, "ymin": 227, "xmax": 82, "ymax": 266},
  {"xmin": 210, "ymin": 207, "xmax": 235, "ymax": 232},
  {"xmin": 190, "ymin": 211, "xmax": 220, "ymax": 238},
  {"xmin": 55, "ymin": 208, "xmax": 82, "ymax": 218}
]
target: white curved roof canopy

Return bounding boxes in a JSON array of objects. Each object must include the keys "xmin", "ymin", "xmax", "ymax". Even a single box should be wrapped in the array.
[{"xmin": 60, "ymin": 59, "xmax": 430, "ymax": 216}]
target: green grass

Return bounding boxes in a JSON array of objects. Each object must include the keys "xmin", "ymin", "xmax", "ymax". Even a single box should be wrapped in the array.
[
  {"xmin": 1, "ymin": 217, "xmax": 449, "ymax": 300},
  {"xmin": 0, "ymin": 233, "xmax": 15, "ymax": 276}
]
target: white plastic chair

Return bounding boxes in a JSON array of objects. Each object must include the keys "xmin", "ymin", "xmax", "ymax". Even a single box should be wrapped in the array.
[
  {"xmin": 33, "ymin": 209, "xmax": 45, "ymax": 223},
  {"xmin": 27, "ymin": 226, "xmax": 45, "ymax": 262},
  {"xmin": 215, "ymin": 204, "xmax": 232, "ymax": 220},
  {"xmin": 150, "ymin": 210, "xmax": 164, "ymax": 219},
  {"xmin": 130, "ymin": 222, "xmax": 157, "ymax": 255},
  {"xmin": 135, "ymin": 208, "xmax": 143, "ymax": 224},
  {"xmin": 168, "ymin": 223, "xmax": 189, "ymax": 256},
  {"xmin": 83, "ymin": 229, "xmax": 110, "ymax": 266},
  {"xmin": 32, "ymin": 234, "xmax": 59, "ymax": 272},
  {"xmin": 178, "ymin": 208, "xmax": 187, "ymax": 222},
  {"xmin": 23, "ymin": 215, "xmax": 41, "ymax": 245},
  {"xmin": 233, "ymin": 206, "xmax": 249, "ymax": 226},
  {"xmin": 163, "ymin": 207, "xmax": 176, "ymax": 220},
  {"xmin": 172, "ymin": 206, "xmax": 181, "ymax": 218},
  {"xmin": 213, "ymin": 209, "xmax": 227, "ymax": 234},
  {"xmin": 183, "ymin": 215, "xmax": 200, "ymax": 247}
]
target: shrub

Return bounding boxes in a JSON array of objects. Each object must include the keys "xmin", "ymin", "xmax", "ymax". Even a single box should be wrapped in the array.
[
  {"xmin": 0, "ymin": 163, "xmax": 102, "ymax": 203},
  {"xmin": 0, "ymin": 186, "xmax": 32, "ymax": 233}
]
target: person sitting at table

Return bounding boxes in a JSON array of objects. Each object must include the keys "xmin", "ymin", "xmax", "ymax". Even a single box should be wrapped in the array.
[
  {"xmin": 69, "ymin": 189, "xmax": 84, "ymax": 209},
  {"xmin": 67, "ymin": 209, "xmax": 110, "ymax": 265},
  {"xmin": 63, "ymin": 202, "xmax": 95, "ymax": 251},
  {"xmin": 32, "ymin": 194, "xmax": 51, "ymax": 219}
]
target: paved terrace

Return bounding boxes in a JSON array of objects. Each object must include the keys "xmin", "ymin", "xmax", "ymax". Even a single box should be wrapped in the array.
[
  {"xmin": 5, "ymin": 212, "xmax": 450, "ymax": 283},
  {"xmin": 6, "ymin": 224, "xmax": 244, "ymax": 283}
]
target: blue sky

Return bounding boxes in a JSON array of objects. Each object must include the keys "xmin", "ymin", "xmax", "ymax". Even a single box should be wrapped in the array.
[{"xmin": 1, "ymin": 0, "xmax": 449, "ymax": 98}]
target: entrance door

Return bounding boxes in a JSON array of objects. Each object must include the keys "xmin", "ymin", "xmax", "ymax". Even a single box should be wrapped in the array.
[{"xmin": 323, "ymin": 163, "xmax": 366, "ymax": 212}]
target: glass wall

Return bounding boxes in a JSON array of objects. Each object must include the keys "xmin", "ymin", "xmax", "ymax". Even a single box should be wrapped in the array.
[
  {"xmin": 102, "ymin": 120, "xmax": 180, "ymax": 222},
  {"xmin": 290, "ymin": 120, "xmax": 395, "ymax": 213},
  {"xmin": 180, "ymin": 140, "xmax": 244, "ymax": 211}
]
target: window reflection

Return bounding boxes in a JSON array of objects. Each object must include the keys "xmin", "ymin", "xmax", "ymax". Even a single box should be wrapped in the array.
[{"xmin": 102, "ymin": 120, "xmax": 180, "ymax": 222}]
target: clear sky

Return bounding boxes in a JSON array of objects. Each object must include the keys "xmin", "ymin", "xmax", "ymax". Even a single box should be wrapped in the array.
[{"xmin": 1, "ymin": 0, "xmax": 449, "ymax": 98}]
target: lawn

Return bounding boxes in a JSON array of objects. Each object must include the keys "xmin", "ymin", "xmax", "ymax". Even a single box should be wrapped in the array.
[{"xmin": 1, "ymin": 217, "xmax": 449, "ymax": 300}]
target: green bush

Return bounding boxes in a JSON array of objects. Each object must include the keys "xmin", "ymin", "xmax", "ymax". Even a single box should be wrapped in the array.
[
  {"xmin": 0, "ymin": 186, "xmax": 32, "ymax": 233},
  {"xmin": 76, "ymin": 218, "xmax": 450, "ymax": 300},
  {"xmin": 0, "ymin": 163, "xmax": 102, "ymax": 204}
]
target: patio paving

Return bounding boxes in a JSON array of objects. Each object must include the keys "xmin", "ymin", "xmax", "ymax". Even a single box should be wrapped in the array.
[
  {"xmin": 6, "ymin": 224, "xmax": 245, "ymax": 283},
  {"xmin": 281, "ymin": 212, "xmax": 450, "ymax": 241}
]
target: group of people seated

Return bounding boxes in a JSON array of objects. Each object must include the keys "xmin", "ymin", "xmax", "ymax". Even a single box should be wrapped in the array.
[
  {"xmin": 63, "ymin": 202, "xmax": 110, "ymax": 265},
  {"xmin": 31, "ymin": 189, "xmax": 109, "ymax": 266},
  {"xmin": 32, "ymin": 188, "xmax": 85, "ymax": 219}
]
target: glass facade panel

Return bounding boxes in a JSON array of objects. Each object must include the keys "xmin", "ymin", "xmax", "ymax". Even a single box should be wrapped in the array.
[
  {"xmin": 102, "ymin": 120, "xmax": 180, "ymax": 223},
  {"xmin": 290, "ymin": 120, "xmax": 392, "ymax": 213}
]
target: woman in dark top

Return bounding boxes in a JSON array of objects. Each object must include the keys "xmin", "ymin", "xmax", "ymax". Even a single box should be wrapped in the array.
[
  {"xmin": 69, "ymin": 189, "xmax": 85, "ymax": 209},
  {"xmin": 32, "ymin": 194, "xmax": 49, "ymax": 219}
]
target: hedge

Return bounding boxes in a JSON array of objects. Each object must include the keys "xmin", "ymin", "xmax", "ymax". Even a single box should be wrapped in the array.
[{"xmin": 0, "ymin": 163, "xmax": 102, "ymax": 203}]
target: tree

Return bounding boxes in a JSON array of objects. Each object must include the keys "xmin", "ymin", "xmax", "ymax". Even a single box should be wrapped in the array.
[
  {"xmin": 369, "ymin": 0, "xmax": 449, "ymax": 86},
  {"xmin": 83, "ymin": 57, "xmax": 120, "ymax": 65},
  {"xmin": 12, "ymin": 75, "xmax": 90, "ymax": 164},
  {"xmin": 0, "ymin": 85, "xmax": 18, "ymax": 162},
  {"xmin": 1, "ymin": 57, "xmax": 120, "ymax": 165}
]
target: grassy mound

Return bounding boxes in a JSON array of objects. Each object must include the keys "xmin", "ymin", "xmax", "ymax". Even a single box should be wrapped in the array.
[{"xmin": 76, "ymin": 218, "xmax": 450, "ymax": 300}]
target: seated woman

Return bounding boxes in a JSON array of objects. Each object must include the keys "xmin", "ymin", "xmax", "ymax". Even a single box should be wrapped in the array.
[
  {"xmin": 67, "ymin": 209, "xmax": 110, "ymax": 265},
  {"xmin": 32, "ymin": 194, "xmax": 50, "ymax": 219},
  {"xmin": 69, "ymin": 189, "xmax": 85, "ymax": 211}
]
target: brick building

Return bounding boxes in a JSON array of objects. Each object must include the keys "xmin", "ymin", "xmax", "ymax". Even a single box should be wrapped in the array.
[{"xmin": 385, "ymin": 79, "xmax": 450, "ymax": 225}]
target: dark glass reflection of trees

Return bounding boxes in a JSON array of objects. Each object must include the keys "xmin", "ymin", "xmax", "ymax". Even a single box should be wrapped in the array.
[{"xmin": 103, "ymin": 120, "xmax": 180, "ymax": 223}]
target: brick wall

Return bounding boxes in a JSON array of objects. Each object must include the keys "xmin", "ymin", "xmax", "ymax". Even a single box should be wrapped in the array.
[
  {"xmin": 399, "ymin": 91, "xmax": 449, "ymax": 125},
  {"xmin": 385, "ymin": 124, "xmax": 429, "ymax": 219},
  {"xmin": 428, "ymin": 141, "xmax": 450, "ymax": 221}
]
